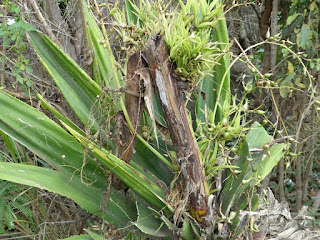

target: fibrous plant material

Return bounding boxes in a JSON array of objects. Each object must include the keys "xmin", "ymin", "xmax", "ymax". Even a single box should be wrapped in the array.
[
  {"xmin": 144, "ymin": 34, "xmax": 213, "ymax": 226},
  {"xmin": 114, "ymin": 53, "xmax": 145, "ymax": 189},
  {"xmin": 110, "ymin": 0, "xmax": 225, "ymax": 227},
  {"xmin": 116, "ymin": 53, "xmax": 145, "ymax": 163}
]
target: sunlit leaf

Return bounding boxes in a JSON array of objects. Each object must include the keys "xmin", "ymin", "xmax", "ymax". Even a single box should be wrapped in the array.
[
  {"xmin": 220, "ymin": 122, "xmax": 286, "ymax": 215},
  {"xmin": 28, "ymin": 31, "xmax": 104, "ymax": 133},
  {"xmin": 0, "ymin": 90, "xmax": 137, "ymax": 228},
  {"xmin": 286, "ymin": 13, "xmax": 300, "ymax": 25},
  {"xmin": 246, "ymin": 122, "xmax": 273, "ymax": 149},
  {"xmin": 279, "ymin": 72, "xmax": 295, "ymax": 98},
  {"xmin": 0, "ymin": 162, "xmax": 137, "ymax": 228},
  {"xmin": 65, "ymin": 125, "xmax": 172, "ymax": 213},
  {"xmin": 82, "ymin": 0, "xmax": 122, "ymax": 90},
  {"xmin": 287, "ymin": 61, "xmax": 294, "ymax": 73}
]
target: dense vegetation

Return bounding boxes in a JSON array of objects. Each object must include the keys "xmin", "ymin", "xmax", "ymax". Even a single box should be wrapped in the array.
[{"xmin": 0, "ymin": 0, "xmax": 319, "ymax": 239}]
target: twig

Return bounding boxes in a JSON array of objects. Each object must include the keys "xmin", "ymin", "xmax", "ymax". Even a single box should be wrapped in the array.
[
  {"xmin": 103, "ymin": 87, "xmax": 143, "ymax": 97},
  {"xmin": 36, "ymin": 213, "xmax": 91, "ymax": 228},
  {"xmin": 1, "ymin": 4, "xmax": 8, "ymax": 87},
  {"xmin": 250, "ymin": 4, "xmax": 261, "ymax": 22},
  {"xmin": 27, "ymin": 0, "xmax": 61, "ymax": 48},
  {"xmin": 234, "ymin": 38, "xmax": 289, "ymax": 136}
]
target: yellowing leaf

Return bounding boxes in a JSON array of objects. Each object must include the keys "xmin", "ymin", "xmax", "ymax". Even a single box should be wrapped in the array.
[
  {"xmin": 294, "ymin": 77, "xmax": 306, "ymax": 88},
  {"xmin": 280, "ymin": 86, "xmax": 290, "ymax": 98},
  {"xmin": 310, "ymin": 1, "xmax": 315, "ymax": 11},
  {"xmin": 276, "ymin": 77, "xmax": 283, "ymax": 83},
  {"xmin": 287, "ymin": 61, "xmax": 294, "ymax": 73},
  {"xmin": 280, "ymin": 72, "xmax": 295, "ymax": 98}
]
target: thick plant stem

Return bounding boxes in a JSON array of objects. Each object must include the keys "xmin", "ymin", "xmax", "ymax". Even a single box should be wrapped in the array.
[
  {"xmin": 116, "ymin": 53, "xmax": 144, "ymax": 163},
  {"xmin": 254, "ymin": 0, "xmax": 273, "ymax": 122},
  {"xmin": 145, "ymin": 35, "xmax": 211, "ymax": 226},
  {"xmin": 114, "ymin": 53, "xmax": 144, "ymax": 189}
]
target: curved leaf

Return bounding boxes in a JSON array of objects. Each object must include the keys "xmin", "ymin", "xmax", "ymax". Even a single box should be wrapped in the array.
[
  {"xmin": 0, "ymin": 90, "xmax": 102, "ymax": 182},
  {"xmin": 28, "ymin": 31, "xmax": 104, "ymax": 133},
  {"xmin": 0, "ymin": 90, "xmax": 138, "ymax": 228},
  {"xmin": 82, "ymin": 0, "xmax": 120, "ymax": 89},
  {"xmin": 65, "ymin": 125, "xmax": 173, "ymax": 214},
  {"xmin": 196, "ymin": 2, "xmax": 230, "ymax": 124},
  {"xmin": 135, "ymin": 202, "xmax": 172, "ymax": 237},
  {"xmin": 0, "ymin": 162, "xmax": 137, "ymax": 228}
]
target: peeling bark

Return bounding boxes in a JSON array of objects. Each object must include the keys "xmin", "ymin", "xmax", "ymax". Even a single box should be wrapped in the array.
[
  {"xmin": 144, "ymin": 34, "xmax": 211, "ymax": 226},
  {"xmin": 114, "ymin": 53, "xmax": 145, "ymax": 189},
  {"xmin": 116, "ymin": 53, "xmax": 145, "ymax": 163},
  {"xmin": 115, "ymin": 35, "xmax": 213, "ymax": 226}
]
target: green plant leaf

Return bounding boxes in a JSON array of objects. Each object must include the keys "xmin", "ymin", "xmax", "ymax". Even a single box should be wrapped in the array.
[
  {"xmin": 251, "ymin": 194, "xmax": 259, "ymax": 211},
  {"xmin": 65, "ymin": 125, "xmax": 172, "ymax": 213},
  {"xmin": 181, "ymin": 220, "xmax": 199, "ymax": 240},
  {"xmin": 135, "ymin": 202, "xmax": 172, "ymax": 237},
  {"xmin": 0, "ymin": 162, "xmax": 137, "ymax": 229},
  {"xmin": 0, "ymin": 90, "xmax": 138, "ymax": 228},
  {"xmin": 298, "ymin": 24, "xmax": 310, "ymax": 50},
  {"xmin": 294, "ymin": 77, "xmax": 306, "ymax": 88},
  {"xmin": 125, "ymin": 0, "xmax": 138, "ymax": 24},
  {"xmin": 132, "ymin": 138, "xmax": 173, "ymax": 186},
  {"xmin": 85, "ymin": 230, "xmax": 105, "ymax": 240},
  {"xmin": 254, "ymin": 144, "xmax": 286, "ymax": 181},
  {"xmin": 0, "ymin": 90, "xmax": 101, "ymax": 180},
  {"xmin": 60, "ymin": 234, "xmax": 94, "ymax": 240},
  {"xmin": 196, "ymin": 75, "xmax": 216, "ymax": 123},
  {"xmin": 220, "ymin": 140, "xmax": 249, "ymax": 215},
  {"xmin": 286, "ymin": 13, "xmax": 300, "ymax": 25},
  {"xmin": 0, "ymin": 131, "xmax": 21, "ymax": 163},
  {"xmin": 82, "ymin": 0, "xmax": 122, "ymax": 90},
  {"xmin": 196, "ymin": 1, "xmax": 230, "ymax": 124},
  {"xmin": 279, "ymin": 72, "xmax": 295, "ymax": 98},
  {"xmin": 211, "ymin": 16, "xmax": 231, "ymax": 123},
  {"xmin": 0, "ymin": 162, "xmax": 99, "ymax": 217},
  {"xmin": 246, "ymin": 122, "xmax": 273, "ymax": 149},
  {"xmin": 28, "ymin": 31, "xmax": 103, "ymax": 133},
  {"xmin": 37, "ymin": 94, "xmax": 85, "ymax": 137},
  {"xmin": 220, "ymin": 122, "xmax": 286, "ymax": 215}
]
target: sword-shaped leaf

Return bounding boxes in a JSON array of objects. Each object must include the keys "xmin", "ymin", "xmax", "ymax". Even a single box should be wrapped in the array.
[
  {"xmin": 0, "ymin": 91, "xmax": 138, "ymax": 228},
  {"xmin": 28, "ymin": 31, "xmax": 103, "ymax": 133},
  {"xmin": 81, "ymin": 0, "xmax": 122, "ymax": 89},
  {"xmin": 0, "ymin": 162, "xmax": 137, "ymax": 228},
  {"xmin": 65, "ymin": 125, "xmax": 173, "ymax": 214}
]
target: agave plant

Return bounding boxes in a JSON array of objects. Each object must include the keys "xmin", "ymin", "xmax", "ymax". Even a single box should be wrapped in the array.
[{"xmin": 0, "ymin": 0, "xmax": 286, "ymax": 238}]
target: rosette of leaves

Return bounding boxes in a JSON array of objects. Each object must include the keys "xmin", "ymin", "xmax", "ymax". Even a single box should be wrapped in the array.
[{"xmin": 111, "ymin": 0, "xmax": 224, "ymax": 86}]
